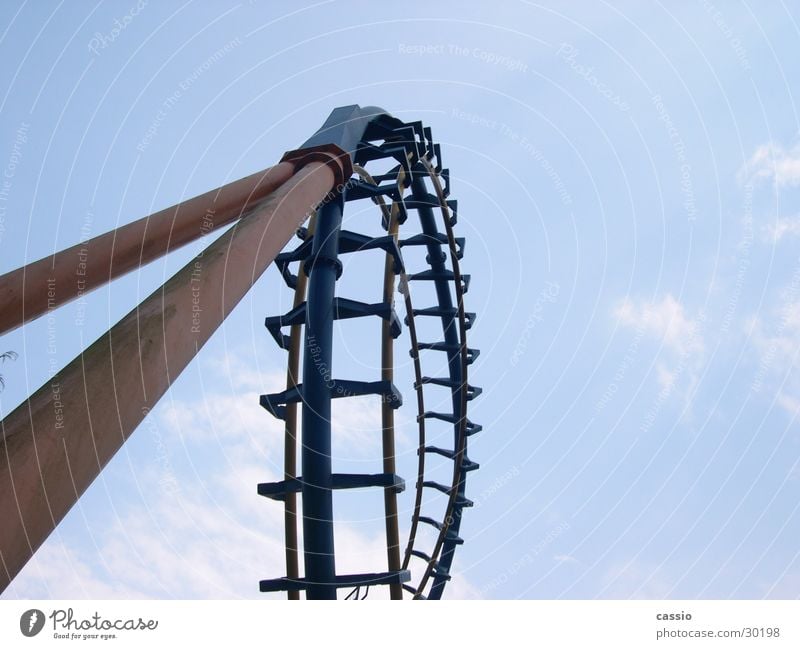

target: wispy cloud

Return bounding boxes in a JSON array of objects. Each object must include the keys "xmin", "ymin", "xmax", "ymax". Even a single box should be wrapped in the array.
[
  {"xmin": 601, "ymin": 559, "xmax": 675, "ymax": 599},
  {"xmin": 763, "ymin": 215, "xmax": 800, "ymax": 242},
  {"xmin": 748, "ymin": 301, "xmax": 800, "ymax": 417},
  {"xmin": 748, "ymin": 302, "xmax": 800, "ymax": 372},
  {"xmin": 740, "ymin": 141, "xmax": 800, "ymax": 188},
  {"xmin": 614, "ymin": 294, "xmax": 706, "ymax": 419},
  {"xmin": 615, "ymin": 294, "xmax": 704, "ymax": 357}
]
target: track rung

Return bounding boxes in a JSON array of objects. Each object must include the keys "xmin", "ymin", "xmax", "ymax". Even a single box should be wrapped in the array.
[
  {"xmin": 257, "ymin": 477, "xmax": 301, "ymax": 500},
  {"xmin": 399, "ymin": 233, "xmax": 464, "ymax": 259},
  {"xmin": 333, "ymin": 298, "xmax": 402, "ymax": 338},
  {"xmin": 259, "ymin": 385, "xmax": 302, "ymax": 419},
  {"xmin": 337, "ymin": 231, "xmax": 404, "ymax": 271},
  {"xmin": 415, "ymin": 377, "xmax": 481, "ymax": 400},
  {"xmin": 402, "ymin": 584, "xmax": 426, "ymax": 599},
  {"xmin": 416, "ymin": 412, "xmax": 482, "ymax": 436},
  {"xmin": 329, "ymin": 379, "xmax": 403, "ymax": 407},
  {"xmin": 258, "ymin": 473, "xmax": 406, "ymax": 500},
  {"xmin": 403, "ymin": 194, "xmax": 456, "ymax": 227},
  {"xmin": 422, "ymin": 480, "xmax": 451, "ymax": 495},
  {"xmin": 343, "ymin": 180, "xmax": 402, "ymax": 202},
  {"xmin": 408, "ymin": 270, "xmax": 470, "ymax": 293},
  {"xmin": 466, "ymin": 421, "xmax": 483, "ymax": 436},
  {"xmin": 353, "ymin": 141, "xmax": 415, "ymax": 178},
  {"xmin": 274, "ymin": 230, "xmax": 404, "ymax": 288},
  {"xmin": 263, "ymin": 303, "xmax": 305, "ymax": 350},
  {"xmin": 409, "ymin": 550, "xmax": 451, "ymax": 580},
  {"xmin": 265, "ymin": 298, "xmax": 401, "ymax": 349},
  {"xmin": 414, "ymin": 342, "xmax": 479, "ymax": 364},
  {"xmin": 419, "ymin": 411, "xmax": 458, "ymax": 424},
  {"xmin": 462, "ymin": 458, "xmax": 479, "ymax": 472},
  {"xmin": 261, "ymin": 379, "xmax": 402, "ymax": 419},
  {"xmin": 407, "ymin": 308, "xmax": 475, "ymax": 330},
  {"xmin": 331, "ymin": 472, "xmax": 406, "ymax": 492},
  {"xmin": 419, "ymin": 481, "xmax": 474, "ymax": 510},
  {"xmin": 404, "ymin": 194, "xmax": 439, "ymax": 210},
  {"xmin": 418, "ymin": 517, "xmax": 464, "ymax": 545},
  {"xmin": 259, "ymin": 570, "xmax": 411, "ymax": 593},
  {"xmin": 418, "ymin": 516, "xmax": 444, "ymax": 531},
  {"xmin": 417, "ymin": 412, "xmax": 481, "ymax": 434},
  {"xmin": 408, "ymin": 269, "xmax": 453, "ymax": 281},
  {"xmin": 421, "ymin": 446, "xmax": 480, "ymax": 472}
]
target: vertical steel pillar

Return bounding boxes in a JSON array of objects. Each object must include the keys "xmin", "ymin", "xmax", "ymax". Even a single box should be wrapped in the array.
[{"xmin": 300, "ymin": 196, "xmax": 344, "ymax": 599}]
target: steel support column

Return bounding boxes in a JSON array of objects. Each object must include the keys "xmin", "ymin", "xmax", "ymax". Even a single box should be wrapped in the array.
[{"xmin": 300, "ymin": 196, "xmax": 344, "ymax": 600}]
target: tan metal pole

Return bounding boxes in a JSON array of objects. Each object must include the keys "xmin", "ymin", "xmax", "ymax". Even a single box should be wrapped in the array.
[
  {"xmin": 381, "ymin": 203, "xmax": 403, "ymax": 600},
  {"xmin": 0, "ymin": 162, "xmax": 296, "ymax": 337},
  {"xmin": 0, "ymin": 160, "xmax": 338, "ymax": 593}
]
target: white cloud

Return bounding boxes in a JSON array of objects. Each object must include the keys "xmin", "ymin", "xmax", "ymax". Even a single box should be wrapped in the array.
[
  {"xmin": 655, "ymin": 364, "xmax": 677, "ymax": 392},
  {"xmin": 614, "ymin": 295, "xmax": 706, "ymax": 416},
  {"xmin": 748, "ymin": 301, "xmax": 800, "ymax": 418},
  {"xmin": 749, "ymin": 302, "xmax": 800, "ymax": 372},
  {"xmin": 615, "ymin": 294, "xmax": 704, "ymax": 357},
  {"xmin": 443, "ymin": 570, "xmax": 483, "ymax": 599},
  {"xmin": 601, "ymin": 559, "xmax": 675, "ymax": 598},
  {"xmin": 740, "ymin": 141, "xmax": 800, "ymax": 188},
  {"xmin": 3, "ymin": 541, "xmax": 150, "ymax": 599},
  {"xmin": 777, "ymin": 393, "xmax": 800, "ymax": 417},
  {"xmin": 763, "ymin": 216, "xmax": 800, "ymax": 242}
]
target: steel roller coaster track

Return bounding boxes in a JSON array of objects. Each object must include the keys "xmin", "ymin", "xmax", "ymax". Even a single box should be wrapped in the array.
[
  {"xmin": 0, "ymin": 104, "xmax": 479, "ymax": 601},
  {"xmin": 257, "ymin": 106, "xmax": 482, "ymax": 600}
]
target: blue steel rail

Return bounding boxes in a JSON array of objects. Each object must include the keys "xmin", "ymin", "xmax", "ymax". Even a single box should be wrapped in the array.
[{"xmin": 257, "ymin": 105, "xmax": 481, "ymax": 599}]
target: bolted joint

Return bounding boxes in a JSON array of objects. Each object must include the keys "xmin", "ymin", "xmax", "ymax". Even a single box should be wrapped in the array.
[
  {"xmin": 303, "ymin": 254, "xmax": 343, "ymax": 279},
  {"xmin": 281, "ymin": 143, "xmax": 353, "ymax": 191}
]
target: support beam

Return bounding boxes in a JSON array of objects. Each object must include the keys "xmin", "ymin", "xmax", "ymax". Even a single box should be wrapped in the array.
[
  {"xmin": 0, "ymin": 162, "xmax": 296, "ymax": 336},
  {"xmin": 300, "ymin": 197, "xmax": 344, "ymax": 600},
  {"xmin": 381, "ymin": 203, "xmax": 403, "ymax": 600},
  {"xmin": 0, "ymin": 160, "xmax": 338, "ymax": 593},
  {"xmin": 282, "ymin": 215, "xmax": 315, "ymax": 601}
]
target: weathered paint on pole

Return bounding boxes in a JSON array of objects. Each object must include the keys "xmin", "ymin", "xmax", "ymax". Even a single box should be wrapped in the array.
[
  {"xmin": 0, "ymin": 160, "xmax": 337, "ymax": 593},
  {"xmin": 0, "ymin": 162, "xmax": 296, "ymax": 337}
]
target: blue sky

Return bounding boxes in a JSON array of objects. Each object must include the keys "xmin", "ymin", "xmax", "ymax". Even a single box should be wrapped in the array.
[{"xmin": 1, "ymin": 0, "xmax": 800, "ymax": 599}]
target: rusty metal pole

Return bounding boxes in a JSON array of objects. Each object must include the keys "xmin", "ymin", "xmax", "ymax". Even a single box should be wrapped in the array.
[
  {"xmin": 282, "ymin": 215, "xmax": 316, "ymax": 600},
  {"xmin": 0, "ymin": 162, "xmax": 296, "ymax": 337},
  {"xmin": 381, "ymin": 202, "xmax": 403, "ymax": 600},
  {"xmin": 0, "ymin": 159, "xmax": 342, "ymax": 593}
]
